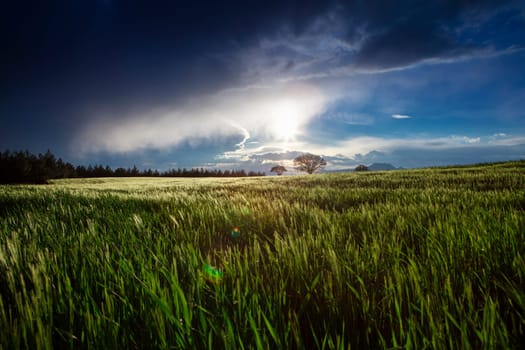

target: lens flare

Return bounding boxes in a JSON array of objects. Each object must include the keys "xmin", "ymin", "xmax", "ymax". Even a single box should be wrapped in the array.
[
  {"xmin": 203, "ymin": 264, "xmax": 223, "ymax": 283},
  {"xmin": 231, "ymin": 226, "xmax": 241, "ymax": 238}
]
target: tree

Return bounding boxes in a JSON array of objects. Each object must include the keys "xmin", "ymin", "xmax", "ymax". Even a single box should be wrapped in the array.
[
  {"xmin": 270, "ymin": 165, "xmax": 287, "ymax": 176},
  {"xmin": 354, "ymin": 164, "xmax": 369, "ymax": 172},
  {"xmin": 293, "ymin": 153, "xmax": 326, "ymax": 174}
]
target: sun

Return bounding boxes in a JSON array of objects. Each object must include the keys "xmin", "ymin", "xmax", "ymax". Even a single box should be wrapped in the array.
[{"xmin": 270, "ymin": 100, "xmax": 301, "ymax": 141}]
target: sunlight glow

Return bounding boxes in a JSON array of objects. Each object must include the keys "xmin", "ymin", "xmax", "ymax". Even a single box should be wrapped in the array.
[{"xmin": 270, "ymin": 100, "xmax": 301, "ymax": 141}]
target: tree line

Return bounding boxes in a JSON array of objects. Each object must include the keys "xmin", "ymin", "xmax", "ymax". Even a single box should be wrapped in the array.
[{"xmin": 0, "ymin": 150, "xmax": 265, "ymax": 184}]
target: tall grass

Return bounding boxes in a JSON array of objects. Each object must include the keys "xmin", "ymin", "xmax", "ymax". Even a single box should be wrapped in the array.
[{"xmin": 0, "ymin": 161, "xmax": 524, "ymax": 349}]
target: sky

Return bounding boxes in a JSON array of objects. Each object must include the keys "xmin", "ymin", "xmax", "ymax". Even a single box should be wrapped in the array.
[{"xmin": 2, "ymin": 0, "xmax": 525, "ymax": 172}]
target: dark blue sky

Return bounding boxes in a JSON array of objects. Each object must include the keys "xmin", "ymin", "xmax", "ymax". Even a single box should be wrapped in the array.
[{"xmin": 2, "ymin": 0, "xmax": 524, "ymax": 171}]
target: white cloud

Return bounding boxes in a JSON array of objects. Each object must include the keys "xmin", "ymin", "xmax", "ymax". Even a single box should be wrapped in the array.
[
  {"xmin": 75, "ymin": 83, "xmax": 327, "ymax": 154},
  {"xmin": 462, "ymin": 136, "xmax": 480, "ymax": 144},
  {"xmin": 391, "ymin": 114, "xmax": 412, "ymax": 119},
  {"xmin": 205, "ymin": 131, "xmax": 525, "ymax": 172},
  {"xmin": 487, "ymin": 135, "xmax": 525, "ymax": 146},
  {"xmin": 325, "ymin": 111, "xmax": 374, "ymax": 125},
  {"xmin": 217, "ymin": 133, "xmax": 525, "ymax": 166}
]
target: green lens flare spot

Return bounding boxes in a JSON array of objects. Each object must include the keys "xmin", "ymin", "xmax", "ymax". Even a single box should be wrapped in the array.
[{"xmin": 203, "ymin": 264, "xmax": 223, "ymax": 283}]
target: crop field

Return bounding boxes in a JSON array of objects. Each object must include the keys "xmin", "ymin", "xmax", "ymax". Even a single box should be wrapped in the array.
[{"xmin": 0, "ymin": 161, "xmax": 524, "ymax": 349}]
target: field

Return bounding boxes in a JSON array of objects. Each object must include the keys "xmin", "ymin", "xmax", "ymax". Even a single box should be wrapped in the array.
[{"xmin": 1, "ymin": 161, "xmax": 524, "ymax": 349}]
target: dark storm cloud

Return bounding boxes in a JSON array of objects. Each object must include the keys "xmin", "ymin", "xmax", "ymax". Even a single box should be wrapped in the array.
[
  {"xmin": 225, "ymin": 1, "xmax": 525, "ymax": 82},
  {"xmin": 2, "ymin": 0, "xmax": 521, "ymax": 108},
  {"xmin": 335, "ymin": 0, "xmax": 521, "ymax": 70},
  {"xmin": 1, "ymin": 1, "xmax": 331, "ymax": 84},
  {"xmin": 249, "ymin": 151, "xmax": 304, "ymax": 162},
  {"xmin": 353, "ymin": 20, "xmax": 464, "ymax": 69}
]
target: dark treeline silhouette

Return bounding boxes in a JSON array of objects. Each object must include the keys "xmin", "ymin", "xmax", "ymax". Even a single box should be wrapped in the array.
[{"xmin": 0, "ymin": 150, "xmax": 265, "ymax": 184}]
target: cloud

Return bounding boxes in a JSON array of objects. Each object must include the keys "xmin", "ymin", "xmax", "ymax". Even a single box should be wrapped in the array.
[
  {"xmin": 455, "ymin": 136, "xmax": 481, "ymax": 144},
  {"xmin": 332, "ymin": 134, "xmax": 513, "ymax": 155},
  {"xmin": 233, "ymin": 1, "xmax": 525, "ymax": 85},
  {"xmin": 213, "ymin": 132, "xmax": 525, "ymax": 170},
  {"xmin": 321, "ymin": 110, "xmax": 375, "ymax": 125},
  {"xmin": 487, "ymin": 134, "xmax": 525, "ymax": 146},
  {"xmin": 353, "ymin": 21, "xmax": 461, "ymax": 70},
  {"xmin": 75, "ymin": 83, "xmax": 326, "ymax": 154},
  {"xmin": 391, "ymin": 114, "xmax": 412, "ymax": 119}
]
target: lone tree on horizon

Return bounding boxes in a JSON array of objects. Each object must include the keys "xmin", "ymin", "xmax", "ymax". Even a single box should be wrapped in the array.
[
  {"xmin": 270, "ymin": 165, "xmax": 287, "ymax": 176},
  {"xmin": 293, "ymin": 153, "xmax": 326, "ymax": 174}
]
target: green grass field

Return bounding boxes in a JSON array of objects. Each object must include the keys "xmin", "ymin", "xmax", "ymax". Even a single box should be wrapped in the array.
[{"xmin": 1, "ymin": 161, "xmax": 524, "ymax": 349}]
